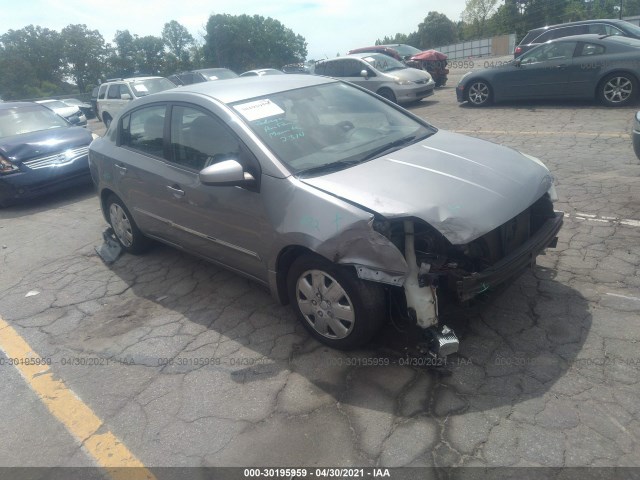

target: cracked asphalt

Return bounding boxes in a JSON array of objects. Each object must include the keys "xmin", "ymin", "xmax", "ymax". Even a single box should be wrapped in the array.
[{"xmin": 1, "ymin": 68, "xmax": 639, "ymax": 473}]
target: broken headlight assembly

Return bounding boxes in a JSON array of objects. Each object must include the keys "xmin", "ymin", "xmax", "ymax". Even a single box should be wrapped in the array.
[{"xmin": 0, "ymin": 155, "xmax": 19, "ymax": 175}]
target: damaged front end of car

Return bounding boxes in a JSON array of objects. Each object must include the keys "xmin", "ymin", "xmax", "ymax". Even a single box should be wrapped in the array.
[{"xmin": 351, "ymin": 191, "xmax": 563, "ymax": 360}]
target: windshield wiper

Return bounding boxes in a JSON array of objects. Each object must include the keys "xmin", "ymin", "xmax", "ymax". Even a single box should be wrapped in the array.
[
  {"xmin": 297, "ymin": 159, "xmax": 362, "ymax": 177},
  {"xmin": 358, "ymin": 134, "xmax": 422, "ymax": 162}
]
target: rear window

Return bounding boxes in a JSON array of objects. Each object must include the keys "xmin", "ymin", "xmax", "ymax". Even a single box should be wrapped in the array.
[{"xmin": 520, "ymin": 30, "xmax": 543, "ymax": 45}]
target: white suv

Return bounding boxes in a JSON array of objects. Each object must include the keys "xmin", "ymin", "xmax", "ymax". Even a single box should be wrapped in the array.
[{"xmin": 96, "ymin": 77, "xmax": 175, "ymax": 127}]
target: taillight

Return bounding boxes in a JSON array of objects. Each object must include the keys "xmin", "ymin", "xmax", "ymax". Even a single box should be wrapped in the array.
[{"xmin": 514, "ymin": 46, "xmax": 522, "ymax": 56}]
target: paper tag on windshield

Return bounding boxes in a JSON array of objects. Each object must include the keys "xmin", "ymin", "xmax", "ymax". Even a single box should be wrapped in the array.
[{"xmin": 233, "ymin": 99, "xmax": 284, "ymax": 121}]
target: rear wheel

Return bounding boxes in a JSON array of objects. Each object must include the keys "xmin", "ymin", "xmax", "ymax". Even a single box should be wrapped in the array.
[
  {"xmin": 106, "ymin": 194, "xmax": 150, "ymax": 254},
  {"xmin": 103, "ymin": 114, "xmax": 112, "ymax": 128},
  {"xmin": 377, "ymin": 88, "xmax": 397, "ymax": 104},
  {"xmin": 287, "ymin": 254, "xmax": 386, "ymax": 350},
  {"xmin": 466, "ymin": 80, "xmax": 492, "ymax": 107},
  {"xmin": 599, "ymin": 73, "xmax": 637, "ymax": 107}
]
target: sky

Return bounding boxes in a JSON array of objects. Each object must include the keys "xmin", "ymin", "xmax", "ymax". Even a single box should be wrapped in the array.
[{"xmin": 0, "ymin": 0, "xmax": 469, "ymax": 61}]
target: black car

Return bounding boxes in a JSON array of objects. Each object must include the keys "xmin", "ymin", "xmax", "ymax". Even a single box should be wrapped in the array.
[
  {"xmin": 458, "ymin": 34, "xmax": 640, "ymax": 107},
  {"xmin": 514, "ymin": 19, "xmax": 640, "ymax": 57},
  {"xmin": 0, "ymin": 102, "xmax": 95, "ymax": 207}
]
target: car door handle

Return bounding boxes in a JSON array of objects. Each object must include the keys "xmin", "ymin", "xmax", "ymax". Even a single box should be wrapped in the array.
[
  {"xmin": 166, "ymin": 185, "xmax": 185, "ymax": 197},
  {"xmin": 114, "ymin": 164, "xmax": 127, "ymax": 174}
]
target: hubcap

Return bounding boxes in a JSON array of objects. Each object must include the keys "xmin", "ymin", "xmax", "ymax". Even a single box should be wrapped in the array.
[
  {"xmin": 604, "ymin": 77, "xmax": 632, "ymax": 103},
  {"xmin": 296, "ymin": 270, "xmax": 355, "ymax": 340},
  {"xmin": 109, "ymin": 203, "xmax": 133, "ymax": 247},
  {"xmin": 468, "ymin": 82, "xmax": 489, "ymax": 105}
]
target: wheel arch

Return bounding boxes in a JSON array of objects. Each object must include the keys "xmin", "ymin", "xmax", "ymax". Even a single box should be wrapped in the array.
[
  {"xmin": 274, "ymin": 245, "xmax": 318, "ymax": 305},
  {"xmin": 465, "ymin": 77, "xmax": 493, "ymax": 101}
]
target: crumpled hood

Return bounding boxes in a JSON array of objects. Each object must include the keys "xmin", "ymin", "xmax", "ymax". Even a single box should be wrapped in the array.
[
  {"xmin": 0, "ymin": 127, "xmax": 93, "ymax": 163},
  {"xmin": 300, "ymin": 130, "xmax": 554, "ymax": 244}
]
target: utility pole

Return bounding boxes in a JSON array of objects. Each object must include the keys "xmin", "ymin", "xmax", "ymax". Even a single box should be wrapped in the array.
[{"xmin": 620, "ymin": 0, "xmax": 623, "ymax": 20}]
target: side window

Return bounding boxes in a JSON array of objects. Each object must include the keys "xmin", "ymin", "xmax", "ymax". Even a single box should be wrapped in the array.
[
  {"xmin": 170, "ymin": 106, "xmax": 240, "ymax": 171},
  {"xmin": 98, "ymin": 85, "xmax": 107, "ymax": 100},
  {"xmin": 107, "ymin": 85, "xmax": 121, "ymax": 100},
  {"xmin": 535, "ymin": 30, "xmax": 555, "ymax": 43},
  {"xmin": 323, "ymin": 60, "xmax": 344, "ymax": 77},
  {"xmin": 343, "ymin": 59, "xmax": 364, "ymax": 77},
  {"xmin": 604, "ymin": 25, "xmax": 624, "ymax": 36},
  {"xmin": 577, "ymin": 42, "xmax": 605, "ymax": 56},
  {"xmin": 121, "ymin": 105, "xmax": 166, "ymax": 158},
  {"xmin": 521, "ymin": 41, "xmax": 577, "ymax": 63},
  {"xmin": 588, "ymin": 24, "xmax": 607, "ymax": 35},
  {"xmin": 119, "ymin": 84, "xmax": 131, "ymax": 98}
]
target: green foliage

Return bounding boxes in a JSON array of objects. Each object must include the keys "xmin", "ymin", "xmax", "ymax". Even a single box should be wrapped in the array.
[
  {"xmin": 61, "ymin": 24, "xmax": 106, "ymax": 93},
  {"xmin": 417, "ymin": 12, "xmax": 458, "ymax": 48},
  {"xmin": 204, "ymin": 14, "xmax": 307, "ymax": 72},
  {"xmin": 162, "ymin": 20, "xmax": 194, "ymax": 72}
]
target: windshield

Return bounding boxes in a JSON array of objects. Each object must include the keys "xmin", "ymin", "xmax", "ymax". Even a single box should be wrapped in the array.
[
  {"xmin": 605, "ymin": 35, "xmax": 640, "ymax": 47},
  {"xmin": 361, "ymin": 54, "xmax": 406, "ymax": 72},
  {"xmin": 389, "ymin": 44, "xmax": 422, "ymax": 56},
  {"xmin": 620, "ymin": 21, "xmax": 640, "ymax": 37},
  {"xmin": 0, "ymin": 105, "xmax": 68, "ymax": 137},
  {"xmin": 129, "ymin": 78, "xmax": 175, "ymax": 96},
  {"xmin": 197, "ymin": 68, "xmax": 239, "ymax": 80},
  {"xmin": 231, "ymin": 82, "xmax": 435, "ymax": 176}
]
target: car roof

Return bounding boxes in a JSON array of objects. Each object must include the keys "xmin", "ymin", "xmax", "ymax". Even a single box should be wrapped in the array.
[
  {"xmin": 528, "ymin": 18, "xmax": 626, "ymax": 34},
  {"xmin": 168, "ymin": 74, "xmax": 337, "ymax": 104}
]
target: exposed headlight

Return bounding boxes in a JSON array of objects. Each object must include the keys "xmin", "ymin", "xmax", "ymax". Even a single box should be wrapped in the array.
[{"xmin": 0, "ymin": 154, "xmax": 19, "ymax": 175}]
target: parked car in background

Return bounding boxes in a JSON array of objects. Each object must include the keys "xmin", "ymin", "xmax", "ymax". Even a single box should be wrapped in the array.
[
  {"xmin": 90, "ymin": 86, "xmax": 99, "ymax": 119},
  {"xmin": 35, "ymin": 99, "xmax": 87, "ymax": 126},
  {"xmin": 314, "ymin": 53, "xmax": 435, "ymax": 104},
  {"xmin": 240, "ymin": 69, "xmax": 285, "ymax": 77},
  {"xmin": 458, "ymin": 34, "xmax": 640, "ymax": 107},
  {"xmin": 514, "ymin": 18, "xmax": 640, "ymax": 57},
  {"xmin": 349, "ymin": 44, "xmax": 449, "ymax": 86},
  {"xmin": 61, "ymin": 98, "xmax": 95, "ymax": 119},
  {"xmin": 168, "ymin": 68, "xmax": 239, "ymax": 86},
  {"xmin": 633, "ymin": 111, "xmax": 640, "ymax": 159},
  {"xmin": 282, "ymin": 63, "xmax": 311, "ymax": 74},
  {"xmin": 88, "ymin": 75, "xmax": 562, "ymax": 356},
  {"xmin": 0, "ymin": 102, "xmax": 95, "ymax": 207},
  {"xmin": 96, "ymin": 76, "xmax": 176, "ymax": 128}
]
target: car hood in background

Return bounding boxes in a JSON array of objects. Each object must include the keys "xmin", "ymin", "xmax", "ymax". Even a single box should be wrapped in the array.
[
  {"xmin": 388, "ymin": 67, "xmax": 432, "ymax": 82},
  {"xmin": 300, "ymin": 130, "xmax": 554, "ymax": 244},
  {"xmin": 0, "ymin": 127, "xmax": 93, "ymax": 163}
]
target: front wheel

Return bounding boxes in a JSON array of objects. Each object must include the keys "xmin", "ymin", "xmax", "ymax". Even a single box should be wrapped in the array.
[
  {"xmin": 287, "ymin": 254, "xmax": 386, "ymax": 350},
  {"xmin": 106, "ymin": 194, "xmax": 150, "ymax": 254},
  {"xmin": 466, "ymin": 80, "xmax": 492, "ymax": 107},
  {"xmin": 599, "ymin": 73, "xmax": 637, "ymax": 107},
  {"xmin": 377, "ymin": 88, "xmax": 397, "ymax": 104}
]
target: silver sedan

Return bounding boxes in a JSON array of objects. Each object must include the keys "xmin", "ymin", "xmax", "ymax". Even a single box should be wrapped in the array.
[{"xmin": 89, "ymin": 75, "xmax": 563, "ymax": 355}]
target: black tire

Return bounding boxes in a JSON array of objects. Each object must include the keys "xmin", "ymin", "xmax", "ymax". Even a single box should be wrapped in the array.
[
  {"xmin": 287, "ymin": 253, "xmax": 386, "ymax": 350},
  {"xmin": 598, "ymin": 72, "xmax": 637, "ymax": 107},
  {"xmin": 105, "ymin": 194, "xmax": 150, "ymax": 254},
  {"xmin": 103, "ymin": 114, "xmax": 112, "ymax": 128},
  {"xmin": 377, "ymin": 88, "xmax": 397, "ymax": 104},
  {"xmin": 466, "ymin": 80, "xmax": 492, "ymax": 107}
]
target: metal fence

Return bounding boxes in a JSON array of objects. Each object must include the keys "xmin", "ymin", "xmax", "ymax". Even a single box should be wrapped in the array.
[{"xmin": 434, "ymin": 34, "xmax": 516, "ymax": 59}]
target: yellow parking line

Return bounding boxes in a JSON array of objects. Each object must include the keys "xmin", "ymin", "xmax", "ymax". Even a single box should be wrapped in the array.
[
  {"xmin": 0, "ymin": 316, "xmax": 155, "ymax": 480},
  {"xmin": 453, "ymin": 129, "xmax": 629, "ymax": 138}
]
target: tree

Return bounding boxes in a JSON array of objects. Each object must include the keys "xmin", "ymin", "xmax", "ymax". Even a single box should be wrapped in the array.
[
  {"xmin": 461, "ymin": 0, "xmax": 499, "ymax": 38},
  {"xmin": 416, "ymin": 12, "xmax": 458, "ymax": 49},
  {"xmin": 108, "ymin": 30, "xmax": 137, "ymax": 78},
  {"xmin": 135, "ymin": 35, "xmax": 165, "ymax": 75},
  {"xmin": 162, "ymin": 20, "xmax": 194, "ymax": 72},
  {"xmin": 204, "ymin": 14, "xmax": 307, "ymax": 72},
  {"xmin": 60, "ymin": 24, "xmax": 106, "ymax": 92}
]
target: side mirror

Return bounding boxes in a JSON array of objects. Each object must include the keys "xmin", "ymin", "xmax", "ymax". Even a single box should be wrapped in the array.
[
  {"xmin": 199, "ymin": 159, "xmax": 255, "ymax": 186},
  {"xmin": 360, "ymin": 69, "xmax": 369, "ymax": 79},
  {"xmin": 514, "ymin": 59, "xmax": 522, "ymax": 67},
  {"xmin": 121, "ymin": 93, "xmax": 132, "ymax": 100}
]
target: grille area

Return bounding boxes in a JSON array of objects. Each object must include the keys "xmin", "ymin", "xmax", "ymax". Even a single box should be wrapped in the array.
[{"xmin": 23, "ymin": 146, "xmax": 89, "ymax": 169}]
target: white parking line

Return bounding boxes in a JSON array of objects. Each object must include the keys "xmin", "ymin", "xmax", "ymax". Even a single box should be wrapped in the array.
[
  {"xmin": 566, "ymin": 213, "xmax": 640, "ymax": 228},
  {"xmin": 606, "ymin": 293, "xmax": 640, "ymax": 302}
]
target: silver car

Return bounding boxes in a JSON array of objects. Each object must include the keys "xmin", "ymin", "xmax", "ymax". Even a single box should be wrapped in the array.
[
  {"xmin": 313, "ymin": 53, "xmax": 435, "ymax": 104},
  {"xmin": 89, "ymin": 75, "xmax": 563, "ymax": 355}
]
